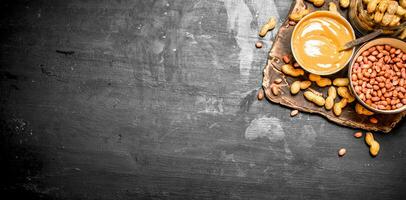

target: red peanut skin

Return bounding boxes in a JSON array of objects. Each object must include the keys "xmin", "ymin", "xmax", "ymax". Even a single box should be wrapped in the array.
[{"xmin": 351, "ymin": 45, "xmax": 406, "ymax": 111}]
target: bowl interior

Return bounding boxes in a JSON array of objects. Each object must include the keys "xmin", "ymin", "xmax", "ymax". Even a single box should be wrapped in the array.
[
  {"xmin": 291, "ymin": 11, "xmax": 356, "ymax": 75},
  {"xmin": 348, "ymin": 37, "xmax": 406, "ymax": 114}
]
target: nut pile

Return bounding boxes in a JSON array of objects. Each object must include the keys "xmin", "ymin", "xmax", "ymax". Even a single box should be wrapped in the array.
[
  {"xmin": 363, "ymin": 0, "xmax": 406, "ymax": 27},
  {"xmin": 351, "ymin": 44, "xmax": 406, "ymax": 110},
  {"xmin": 275, "ymin": 53, "xmax": 358, "ymax": 117}
]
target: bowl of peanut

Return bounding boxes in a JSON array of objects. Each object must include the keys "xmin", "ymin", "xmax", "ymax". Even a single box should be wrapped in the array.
[{"xmin": 348, "ymin": 37, "xmax": 406, "ymax": 114}]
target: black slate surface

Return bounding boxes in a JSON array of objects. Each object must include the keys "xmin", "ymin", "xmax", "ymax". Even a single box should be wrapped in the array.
[{"xmin": 0, "ymin": 0, "xmax": 405, "ymax": 199}]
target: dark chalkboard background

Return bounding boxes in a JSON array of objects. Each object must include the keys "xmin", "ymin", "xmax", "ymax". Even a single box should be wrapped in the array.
[{"xmin": 0, "ymin": 0, "xmax": 405, "ymax": 199}]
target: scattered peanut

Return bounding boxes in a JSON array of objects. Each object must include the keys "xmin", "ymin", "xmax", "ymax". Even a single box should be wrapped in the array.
[
  {"xmin": 365, "ymin": 132, "xmax": 374, "ymax": 146},
  {"xmin": 308, "ymin": 88, "xmax": 323, "ymax": 96},
  {"xmin": 313, "ymin": 0, "xmax": 325, "ymax": 7},
  {"xmin": 257, "ymin": 88, "xmax": 264, "ymax": 100},
  {"xmin": 282, "ymin": 55, "xmax": 291, "ymax": 64},
  {"xmin": 337, "ymin": 87, "xmax": 355, "ymax": 103},
  {"xmin": 339, "ymin": 0, "xmax": 350, "ymax": 8},
  {"xmin": 300, "ymin": 81, "xmax": 312, "ymax": 90},
  {"xmin": 290, "ymin": 80, "xmax": 312, "ymax": 95},
  {"xmin": 289, "ymin": 9, "xmax": 310, "ymax": 22},
  {"xmin": 365, "ymin": 132, "xmax": 380, "ymax": 157},
  {"xmin": 274, "ymin": 78, "xmax": 283, "ymax": 84},
  {"xmin": 308, "ymin": 73, "xmax": 331, "ymax": 87},
  {"xmin": 316, "ymin": 77, "xmax": 332, "ymax": 87},
  {"xmin": 291, "ymin": 109, "xmax": 299, "ymax": 117},
  {"xmin": 369, "ymin": 117, "xmax": 378, "ymax": 124},
  {"xmin": 338, "ymin": 148, "xmax": 347, "ymax": 157},
  {"xmin": 329, "ymin": 2, "xmax": 339, "ymax": 13},
  {"xmin": 325, "ymin": 86, "xmax": 337, "ymax": 110},
  {"xmin": 255, "ymin": 41, "xmax": 263, "ymax": 48},
  {"xmin": 354, "ymin": 131, "xmax": 363, "ymax": 138},
  {"xmin": 370, "ymin": 140, "xmax": 380, "ymax": 157},
  {"xmin": 333, "ymin": 78, "xmax": 349, "ymax": 86},
  {"xmin": 281, "ymin": 64, "xmax": 304, "ymax": 77},
  {"xmin": 355, "ymin": 103, "xmax": 374, "ymax": 116},
  {"xmin": 288, "ymin": 21, "xmax": 297, "ymax": 26},
  {"xmin": 309, "ymin": 74, "xmax": 321, "ymax": 82},
  {"xmin": 271, "ymin": 85, "xmax": 280, "ymax": 96},
  {"xmin": 259, "ymin": 17, "xmax": 276, "ymax": 37},
  {"xmin": 290, "ymin": 81, "xmax": 302, "ymax": 94},
  {"xmin": 304, "ymin": 90, "xmax": 326, "ymax": 106},
  {"xmin": 333, "ymin": 98, "xmax": 348, "ymax": 116}
]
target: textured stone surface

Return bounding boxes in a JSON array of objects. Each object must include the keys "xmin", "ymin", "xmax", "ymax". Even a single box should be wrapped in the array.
[{"xmin": 0, "ymin": 0, "xmax": 405, "ymax": 199}]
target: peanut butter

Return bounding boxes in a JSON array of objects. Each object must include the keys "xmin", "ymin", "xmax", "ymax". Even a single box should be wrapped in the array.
[{"xmin": 292, "ymin": 11, "xmax": 355, "ymax": 75}]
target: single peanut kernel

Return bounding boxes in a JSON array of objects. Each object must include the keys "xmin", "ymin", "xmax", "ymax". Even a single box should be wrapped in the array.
[
  {"xmin": 338, "ymin": 148, "xmax": 346, "ymax": 157},
  {"xmin": 271, "ymin": 85, "xmax": 279, "ymax": 96},
  {"xmin": 354, "ymin": 132, "xmax": 363, "ymax": 138},
  {"xmin": 274, "ymin": 78, "xmax": 283, "ymax": 84},
  {"xmin": 369, "ymin": 117, "xmax": 378, "ymax": 124},
  {"xmin": 255, "ymin": 42, "xmax": 263, "ymax": 48},
  {"xmin": 257, "ymin": 88, "xmax": 264, "ymax": 100},
  {"xmin": 282, "ymin": 55, "xmax": 291, "ymax": 64},
  {"xmin": 288, "ymin": 21, "xmax": 296, "ymax": 26},
  {"xmin": 290, "ymin": 109, "xmax": 299, "ymax": 117}
]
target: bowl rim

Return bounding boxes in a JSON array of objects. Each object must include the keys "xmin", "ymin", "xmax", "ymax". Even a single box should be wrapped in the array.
[
  {"xmin": 291, "ymin": 11, "xmax": 356, "ymax": 76},
  {"xmin": 348, "ymin": 37, "xmax": 406, "ymax": 114}
]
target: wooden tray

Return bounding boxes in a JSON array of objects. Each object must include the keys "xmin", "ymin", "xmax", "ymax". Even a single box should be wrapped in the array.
[{"xmin": 262, "ymin": 0, "xmax": 406, "ymax": 133}]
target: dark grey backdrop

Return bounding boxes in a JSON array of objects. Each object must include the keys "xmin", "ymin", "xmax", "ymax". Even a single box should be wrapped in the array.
[{"xmin": 0, "ymin": 0, "xmax": 405, "ymax": 199}]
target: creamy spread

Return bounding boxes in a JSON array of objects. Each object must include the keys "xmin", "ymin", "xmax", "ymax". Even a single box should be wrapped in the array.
[{"xmin": 292, "ymin": 11, "xmax": 354, "ymax": 75}]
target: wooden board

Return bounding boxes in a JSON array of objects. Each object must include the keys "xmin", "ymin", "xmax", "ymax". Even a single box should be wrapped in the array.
[{"xmin": 262, "ymin": 0, "xmax": 406, "ymax": 133}]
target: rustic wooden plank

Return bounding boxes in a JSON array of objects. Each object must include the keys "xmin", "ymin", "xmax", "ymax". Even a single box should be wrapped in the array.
[{"xmin": 262, "ymin": 0, "xmax": 405, "ymax": 133}]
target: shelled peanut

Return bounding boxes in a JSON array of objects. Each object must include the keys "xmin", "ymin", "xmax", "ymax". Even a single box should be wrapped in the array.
[
  {"xmin": 351, "ymin": 44, "xmax": 406, "ymax": 111},
  {"xmin": 271, "ymin": 84, "xmax": 280, "ymax": 96},
  {"xmin": 269, "ymin": 78, "xmax": 284, "ymax": 97},
  {"xmin": 257, "ymin": 88, "xmax": 264, "ymax": 100}
]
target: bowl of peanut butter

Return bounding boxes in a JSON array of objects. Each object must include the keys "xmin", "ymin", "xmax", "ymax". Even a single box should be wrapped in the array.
[{"xmin": 291, "ymin": 11, "xmax": 356, "ymax": 75}]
